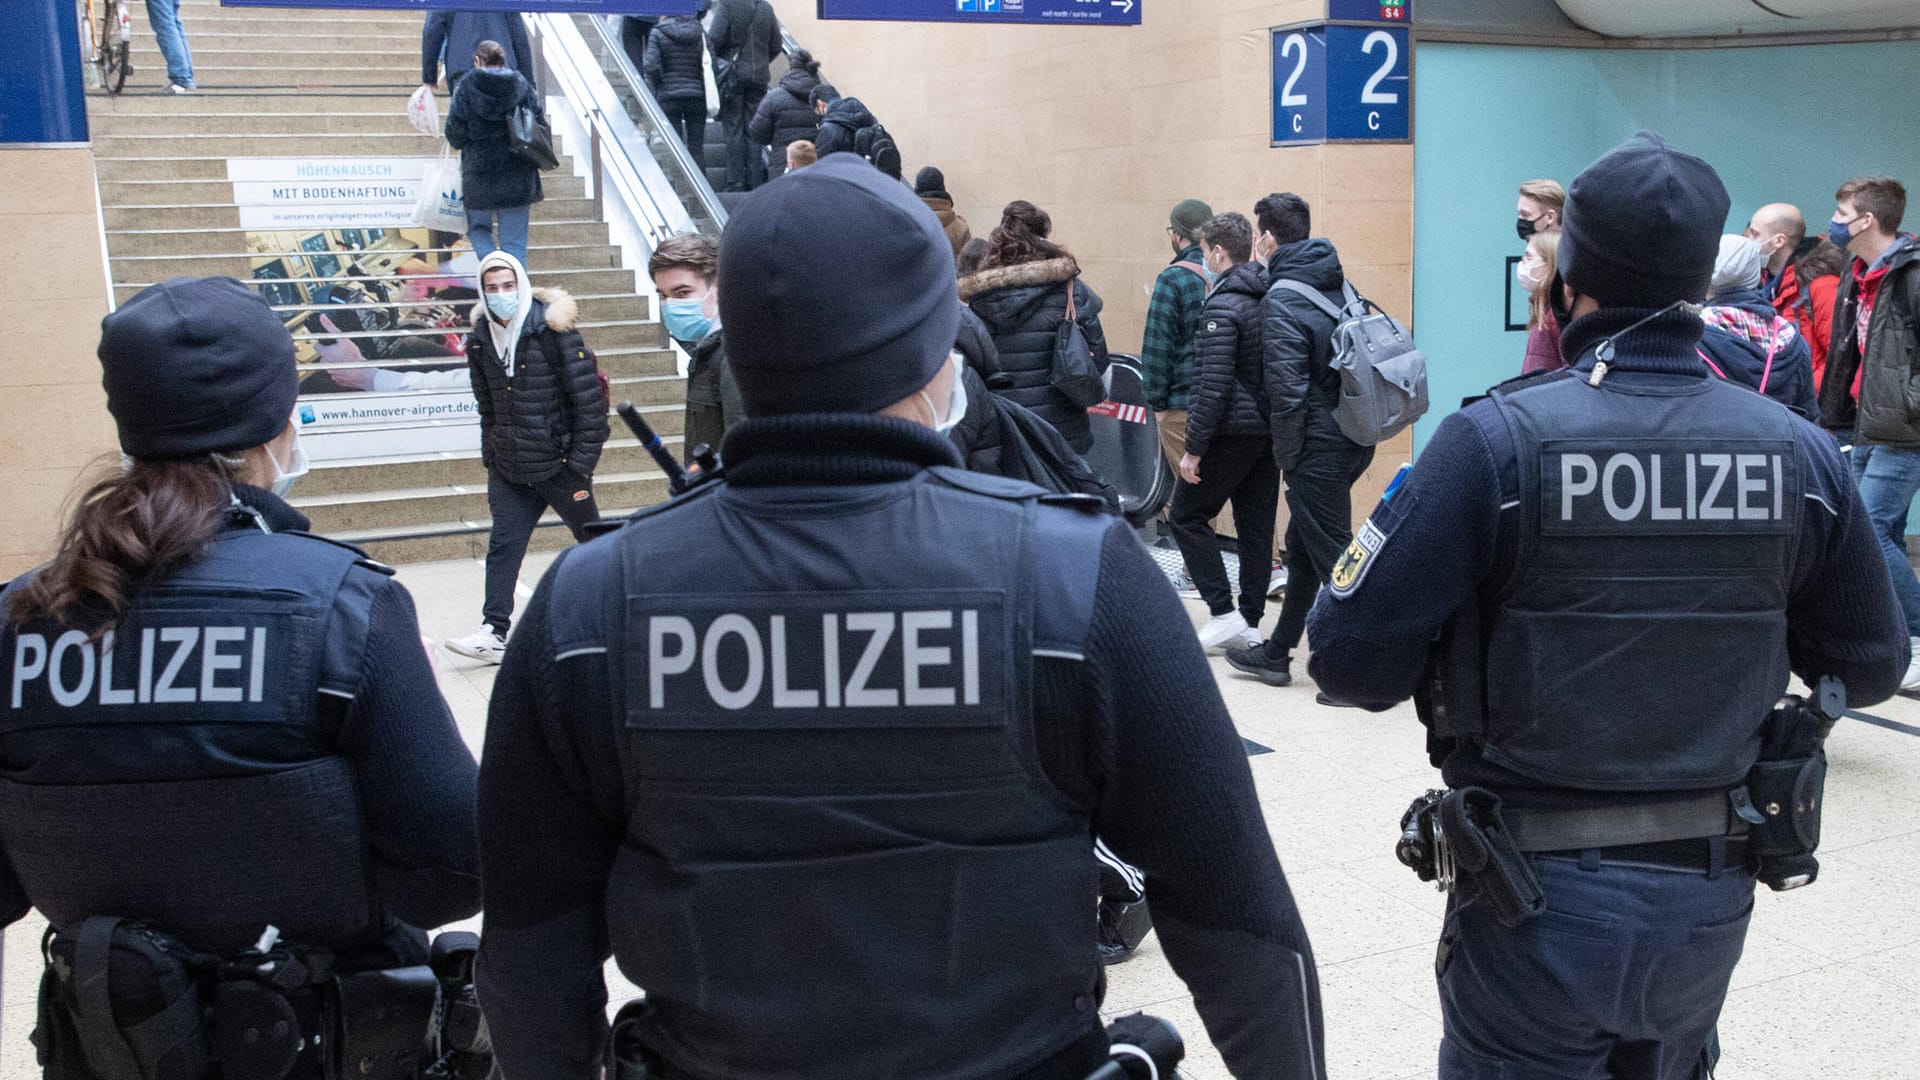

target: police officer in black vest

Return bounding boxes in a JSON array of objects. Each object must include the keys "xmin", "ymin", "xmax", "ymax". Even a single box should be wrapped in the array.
[
  {"xmin": 0, "ymin": 278, "xmax": 482, "ymax": 1079},
  {"xmin": 476, "ymin": 154, "xmax": 1327, "ymax": 1080},
  {"xmin": 1305, "ymin": 133, "xmax": 1907, "ymax": 1078}
]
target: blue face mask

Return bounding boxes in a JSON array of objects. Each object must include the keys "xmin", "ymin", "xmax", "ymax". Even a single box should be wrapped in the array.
[
  {"xmin": 662, "ymin": 296, "xmax": 716, "ymax": 343},
  {"xmin": 485, "ymin": 290, "xmax": 520, "ymax": 321}
]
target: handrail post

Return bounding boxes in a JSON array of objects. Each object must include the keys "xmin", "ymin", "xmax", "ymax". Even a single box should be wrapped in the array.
[{"xmin": 590, "ymin": 111, "xmax": 605, "ymax": 222}]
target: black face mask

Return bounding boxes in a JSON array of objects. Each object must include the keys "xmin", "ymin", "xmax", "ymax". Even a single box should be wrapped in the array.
[
  {"xmin": 1549, "ymin": 272, "xmax": 1577, "ymax": 328},
  {"xmin": 1516, "ymin": 215, "xmax": 1540, "ymax": 242}
]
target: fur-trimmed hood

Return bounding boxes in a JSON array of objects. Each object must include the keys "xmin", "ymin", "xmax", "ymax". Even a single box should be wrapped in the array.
[
  {"xmin": 956, "ymin": 256, "xmax": 1078, "ymax": 303},
  {"xmin": 469, "ymin": 287, "xmax": 577, "ymax": 332}
]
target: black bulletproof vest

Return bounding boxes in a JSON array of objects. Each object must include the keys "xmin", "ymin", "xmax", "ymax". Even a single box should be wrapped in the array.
[
  {"xmin": 0, "ymin": 526, "xmax": 385, "ymax": 952},
  {"xmin": 1448, "ymin": 372, "xmax": 1803, "ymax": 792},
  {"xmin": 550, "ymin": 466, "xmax": 1108, "ymax": 1080}
]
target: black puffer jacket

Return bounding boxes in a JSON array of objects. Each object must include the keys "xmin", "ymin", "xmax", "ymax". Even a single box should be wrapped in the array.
[
  {"xmin": 1262, "ymin": 238, "xmax": 1356, "ymax": 470},
  {"xmin": 445, "ymin": 66, "xmax": 544, "ymax": 212},
  {"xmin": 466, "ymin": 289, "xmax": 609, "ymax": 484},
  {"xmin": 960, "ymin": 256, "xmax": 1109, "ymax": 452},
  {"xmin": 948, "ymin": 305, "xmax": 1004, "ymax": 472},
  {"xmin": 1821, "ymin": 236, "xmax": 1920, "ymax": 445},
  {"xmin": 707, "ymin": 0, "xmax": 779, "ymax": 89},
  {"xmin": 814, "ymin": 97, "xmax": 878, "ymax": 159},
  {"xmin": 642, "ymin": 16, "xmax": 706, "ymax": 104},
  {"xmin": 747, "ymin": 68, "xmax": 820, "ymax": 177},
  {"xmin": 1186, "ymin": 261, "xmax": 1270, "ymax": 459}
]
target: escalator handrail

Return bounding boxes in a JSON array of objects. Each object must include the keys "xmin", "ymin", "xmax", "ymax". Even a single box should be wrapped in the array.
[{"xmin": 581, "ymin": 14, "xmax": 729, "ymax": 229}]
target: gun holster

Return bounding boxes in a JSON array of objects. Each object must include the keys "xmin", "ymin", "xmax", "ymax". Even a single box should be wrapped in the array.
[
  {"xmin": 1437, "ymin": 788, "xmax": 1546, "ymax": 928},
  {"xmin": 601, "ymin": 1001, "xmax": 654, "ymax": 1080},
  {"xmin": 1737, "ymin": 751, "xmax": 1827, "ymax": 890},
  {"xmin": 331, "ymin": 967, "xmax": 439, "ymax": 1080}
]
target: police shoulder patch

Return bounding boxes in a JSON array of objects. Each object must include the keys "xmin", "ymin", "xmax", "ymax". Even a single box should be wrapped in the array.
[{"xmin": 1329, "ymin": 491, "xmax": 1416, "ymax": 599}]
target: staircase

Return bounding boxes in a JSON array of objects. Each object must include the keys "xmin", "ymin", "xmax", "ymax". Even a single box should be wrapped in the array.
[{"xmin": 92, "ymin": 0, "xmax": 682, "ymax": 564}]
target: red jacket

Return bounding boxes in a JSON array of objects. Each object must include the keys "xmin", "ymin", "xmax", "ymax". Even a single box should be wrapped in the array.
[{"xmin": 1772, "ymin": 263, "xmax": 1838, "ymax": 394}]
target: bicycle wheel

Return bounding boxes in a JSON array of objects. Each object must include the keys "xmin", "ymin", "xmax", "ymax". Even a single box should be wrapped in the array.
[{"xmin": 104, "ymin": 39, "xmax": 129, "ymax": 93}]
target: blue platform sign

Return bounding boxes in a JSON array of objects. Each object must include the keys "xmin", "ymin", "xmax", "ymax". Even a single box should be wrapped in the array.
[
  {"xmin": 818, "ymin": 0, "xmax": 1141, "ymax": 26},
  {"xmin": 1270, "ymin": 23, "xmax": 1410, "ymax": 146},
  {"xmin": 3, "ymin": 0, "xmax": 89, "ymax": 144},
  {"xmin": 1328, "ymin": 0, "xmax": 1411, "ymax": 24},
  {"xmin": 221, "ymin": 0, "xmax": 695, "ymax": 12}
]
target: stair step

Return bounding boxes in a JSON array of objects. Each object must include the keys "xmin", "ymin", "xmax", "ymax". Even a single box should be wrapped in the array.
[
  {"xmin": 296, "ymin": 471, "xmax": 671, "ymax": 533},
  {"xmin": 87, "ymin": 91, "xmax": 434, "ymax": 114},
  {"xmin": 302, "ymin": 436, "xmax": 689, "ymax": 499},
  {"xmin": 94, "ymin": 132, "xmax": 443, "ymax": 157},
  {"xmin": 89, "ymin": 111, "xmax": 436, "ymax": 137},
  {"xmin": 112, "ymin": 262, "xmax": 634, "ymax": 301},
  {"xmin": 99, "ymin": 173, "xmax": 588, "ymax": 205},
  {"xmin": 106, "ymin": 220, "xmax": 609, "ymax": 257},
  {"xmin": 342, "ymin": 511, "xmax": 640, "ymax": 566},
  {"xmin": 107, "ymin": 244, "xmax": 626, "ymax": 282},
  {"xmin": 101, "ymin": 197, "xmax": 599, "ymax": 231}
]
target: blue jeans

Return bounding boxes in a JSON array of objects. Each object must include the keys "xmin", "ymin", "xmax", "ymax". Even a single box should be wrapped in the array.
[
  {"xmin": 466, "ymin": 205, "xmax": 531, "ymax": 265},
  {"xmin": 1437, "ymin": 855, "xmax": 1754, "ymax": 1080},
  {"xmin": 143, "ymin": 0, "xmax": 194, "ymax": 88},
  {"xmin": 1850, "ymin": 443, "xmax": 1920, "ymax": 637}
]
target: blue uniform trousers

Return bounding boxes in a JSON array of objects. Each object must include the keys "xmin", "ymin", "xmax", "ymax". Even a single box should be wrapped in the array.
[{"xmin": 1437, "ymin": 855, "xmax": 1754, "ymax": 1080}]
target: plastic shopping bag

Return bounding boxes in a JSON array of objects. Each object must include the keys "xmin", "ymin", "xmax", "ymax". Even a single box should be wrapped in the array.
[
  {"xmin": 413, "ymin": 146, "xmax": 465, "ymax": 232},
  {"xmin": 407, "ymin": 84, "xmax": 440, "ymax": 137}
]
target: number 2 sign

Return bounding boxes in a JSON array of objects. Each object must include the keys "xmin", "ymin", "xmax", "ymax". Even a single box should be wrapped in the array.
[{"xmin": 1271, "ymin": 24, "xmax": 1411, "ymax": 146}]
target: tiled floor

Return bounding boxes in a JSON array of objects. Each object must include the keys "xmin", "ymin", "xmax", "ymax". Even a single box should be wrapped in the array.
[{"xmin": 5, "ymin": 552, "xmax": 1918, "ymax": 1080}]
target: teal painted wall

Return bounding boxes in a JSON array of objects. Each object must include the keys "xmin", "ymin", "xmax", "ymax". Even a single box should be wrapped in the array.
[{"xmin": 1410, "ymin": 40, "xmax": 1920, "ymax": 450}]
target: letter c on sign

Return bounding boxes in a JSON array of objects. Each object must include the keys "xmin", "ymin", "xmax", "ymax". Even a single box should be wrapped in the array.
[
  {"xmin": 1293, "ymin": 114, "xmax": 1303, "ymax": 134},
  {"xmin": 1369, "ymin": 111, "xmax": 1380, "ymax": 131}
]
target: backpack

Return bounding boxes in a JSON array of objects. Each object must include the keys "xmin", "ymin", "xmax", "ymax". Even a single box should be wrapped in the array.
[
  {"xmin": 1269, "ymin": 279, "xmax": 1428, "ymax": 446},
  {"xmin": 853, "ymin": 122, "xmax": 901, "ymax": 179}
]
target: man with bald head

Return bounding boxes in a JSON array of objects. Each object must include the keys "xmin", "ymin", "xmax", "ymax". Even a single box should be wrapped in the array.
[{"xmin": 1745, "ymin": 202, "xmax": 1806, "ymax": 295}]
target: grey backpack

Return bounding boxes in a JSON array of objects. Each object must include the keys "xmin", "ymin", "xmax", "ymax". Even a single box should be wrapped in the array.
[{"xmin": 1270, "ymin": 279, "xmax": 1428, "ymax": 446}]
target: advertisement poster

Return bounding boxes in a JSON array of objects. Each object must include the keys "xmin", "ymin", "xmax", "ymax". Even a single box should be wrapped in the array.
[{"xmin": 233, "ymin": 155, "xmax": 487, "ymax": 461}]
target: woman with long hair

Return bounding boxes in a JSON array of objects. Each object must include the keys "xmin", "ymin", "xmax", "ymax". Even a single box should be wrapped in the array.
[
  {"xmin": 0, "ymin": 277, "xmax": 480, "ymax": 1048},
  {"xmin": 1519, "ymin": 229, "xmax": 1565, "ymax": 374},
  {"xmin": 957, "ymin": 200, "xmax": 1110, "ymax": 452}
]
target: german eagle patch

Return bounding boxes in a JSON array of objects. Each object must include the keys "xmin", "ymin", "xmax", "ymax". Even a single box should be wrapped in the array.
[{"xmin": 1329, "ymin": 489, "xmax": 1415, "ymax": 599}]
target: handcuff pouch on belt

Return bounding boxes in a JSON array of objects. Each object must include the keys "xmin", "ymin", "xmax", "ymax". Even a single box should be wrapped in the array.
[{"xmin": 1396, "ymin": 787, "xmax": 1545, "ymax": 927}]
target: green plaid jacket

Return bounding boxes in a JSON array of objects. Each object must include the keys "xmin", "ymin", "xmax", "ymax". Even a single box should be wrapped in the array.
[{"xmin": 1140, "ymin": 247, "xmax": 1209, "ymax": 411}]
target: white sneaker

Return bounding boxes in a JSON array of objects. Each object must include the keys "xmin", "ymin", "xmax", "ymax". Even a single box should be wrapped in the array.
[
  {"xmin": 1175, "ymin": 574, "xmax": 1202, "ymax": 600},
  {"xmin": 1236, "ymin": 627, "xmax": 1263, "ymax": 648},
  {"xmin": 445, "ymin": 625, "xmax": 507, "ymax": 665},
  {"xmin": 1267, "ymin": 563, "xmax": 1288, "ymax": 598},
  {"xmin": 1198, "ymin": 611, "xmax": 1251, "ymax": 649},
  {"xmin": 1902, "ymin": 636, "xmax": 1920, "ymax": 691}
]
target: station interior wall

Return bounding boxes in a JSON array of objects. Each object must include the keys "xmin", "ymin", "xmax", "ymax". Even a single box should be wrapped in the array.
[{"xmin": 1411, "ymin": 39, "xmax": 1920, "ymax": 451}]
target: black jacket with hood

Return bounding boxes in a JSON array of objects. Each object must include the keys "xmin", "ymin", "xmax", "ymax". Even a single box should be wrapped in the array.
[
  {"xmin": 947, "ymin": 305, "xmax": 1004, "ymax": 472},
  {"xmin": 1697, "ymin": 285, "xmax": 1818, "ymax": 422},
  {"xmin": 1820, "ymin": 235, "xmax": 1920, "ymax": 446},
  {"xmin": 1186, "ymin": 261, "xmax": 1271, "ymax": 459},
  {"xmin": 707, "ymin": 0, "xmax": 780, "ymax": 89},
  {"xmin": 1262, "ymin": 238, "xmax": 1360, "ymax": 470},
  {"xmin": 747, "ymin": 68, "xmax": 821, "ymax": 177},
  {"xmin": 642, "ymin": 16, "xmax": 707, "ymax": 104},
  {"xmin": 960, "ymin": 256, "xmax": 1110, "ymax": 453},
  {"xmin": 445, "ymin": 66, "xmax": 545, "ymax": 212},
  {"xmin": 466, "ymin": 268, "xmax": 609, "ymax": 485}
]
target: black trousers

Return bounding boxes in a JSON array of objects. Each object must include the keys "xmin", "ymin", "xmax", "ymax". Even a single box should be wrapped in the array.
[
  {"xmin": 660, "ymin": 97, "xmax": 706, "ymax": 167},
  {"xmin": 483, "ymin": 467, "xmax": 600, "ymax": 635},
  {"xmin": 718, "ymin": 83, "xmax": 768, "ymax": 189},
  {"xmin": 1168, "ymin": 433, "xmax": 1280, "ymax": 626},
  {"xmin": 1272, "ymin": 431, "xmax": 1375, "ymax": 653}
]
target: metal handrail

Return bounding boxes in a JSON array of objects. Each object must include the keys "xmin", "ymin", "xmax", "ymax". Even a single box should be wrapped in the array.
[{"xmin": 580, "ymin": 15, "xmax": 728, "ymax": 230}]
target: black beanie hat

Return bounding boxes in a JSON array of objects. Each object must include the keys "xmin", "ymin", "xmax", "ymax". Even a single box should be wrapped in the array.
[
  {"xmin": 1559, "ymin": 131, "xmax": 1730, "ymax": 309},
  {"xmin": 914, "ymin": 166, "xmax": 946, "ymax": 195},
  {"xmin": 720, "ymin": 153, "xmax": 960, "ymax": 418},
  {"xmin": 98, "ymin": 277, "xmax": 300, "ymax": 459}
]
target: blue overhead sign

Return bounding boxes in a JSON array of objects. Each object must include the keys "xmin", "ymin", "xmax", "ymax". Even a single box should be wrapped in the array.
[
  {"xmin": 818, "ymin": 0, "xmax": 1140, "ymax": 26},
  {"xmin": 220, "ymin": 0, "xmax": 694, "ymax": 12},
  {"xmin": 1271, "ymin": 23, "xmax": 1410, "ymax": 146}
]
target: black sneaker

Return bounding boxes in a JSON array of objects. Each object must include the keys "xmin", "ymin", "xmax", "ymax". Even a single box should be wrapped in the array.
[
  {"xmin": 1097, "ymin": 898, "xmax": 1154, "ymax": 965},
  {"xmin": 1225, "ymin": 641, "xmax": 1292, "ymax": 686},
  {"xmin": 1315, "ymin": 691, "xmax": 1361, "ymax": 708}
]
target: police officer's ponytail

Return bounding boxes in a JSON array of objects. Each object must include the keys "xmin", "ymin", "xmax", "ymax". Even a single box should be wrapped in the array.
[{"xmin": 6, "ymin": 458, "xmax": 231, "ymax": 636}]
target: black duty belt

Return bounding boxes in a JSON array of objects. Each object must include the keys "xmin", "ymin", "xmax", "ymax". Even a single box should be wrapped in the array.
[{"xmin": 1500, "ymin": 791, "xmax": 1747, "ymax": 853}]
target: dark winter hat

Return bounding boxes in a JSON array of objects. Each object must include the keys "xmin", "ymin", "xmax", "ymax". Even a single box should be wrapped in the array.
[
  {"xmin": 1559, "ymin": 131, "xmax": 1730, "ymax": 308},
  {"xmin": 98, "ymin": 276, "xmax": 299, "ymax": 459},
  {"xmin": 1170, "ymin": 199, "xmax": 1214, "ymax": 238},
  {"xmin": 914, "ymin": 166, "xmax": 946, "ymax": 195},
  {"xmin": 720, "ymin": 153, "xmax": 960, "ymax": 418}
]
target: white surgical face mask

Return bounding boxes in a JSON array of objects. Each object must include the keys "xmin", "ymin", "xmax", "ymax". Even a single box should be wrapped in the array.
[
  {"xmin": 268, "ymin": 429, "xmax": 310, "ymax": 498},
  {"xmin": 1516, "ymin": 257, "xmax": 1547, "ymax": 291},
  {"xmin": 919, "ymin": 354, "xmax": 969, "ymax": 434}
]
